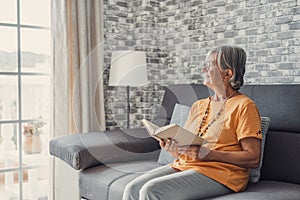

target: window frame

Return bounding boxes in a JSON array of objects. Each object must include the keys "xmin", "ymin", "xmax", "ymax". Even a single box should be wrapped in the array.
[{"xmin": 0, "ymin": 0, "xmax": 51, "ymax": 199}]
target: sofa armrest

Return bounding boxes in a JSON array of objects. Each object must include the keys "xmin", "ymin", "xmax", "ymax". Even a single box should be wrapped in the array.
[{"xmin": 49, "ymin": 128, "xmax": 161, "ymax": 170}]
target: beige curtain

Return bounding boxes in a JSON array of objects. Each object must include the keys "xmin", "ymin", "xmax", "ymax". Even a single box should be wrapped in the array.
[{"xmin": 50, "ymin": 0, "xmax": 105, "ymax": 199}]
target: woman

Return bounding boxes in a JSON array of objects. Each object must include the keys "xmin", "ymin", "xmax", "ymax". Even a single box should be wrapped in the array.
[{"xmin": 122, "ymin": 46, "xmax": 262, "ymax": 200}]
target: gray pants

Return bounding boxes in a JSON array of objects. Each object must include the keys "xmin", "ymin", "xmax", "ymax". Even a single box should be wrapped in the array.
[{"xmin": 122, "ymin": 165, "xmax": 232, "ymax": 200}]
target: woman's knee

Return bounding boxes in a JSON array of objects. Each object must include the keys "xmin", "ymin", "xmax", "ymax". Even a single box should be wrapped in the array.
[
  {"xmin": 123, "ymin": 181, "xmax": 140, "ymax": 200},
  {"xmin": 139, "ymin": 181, "xmax": 165, "ymax": 200}
]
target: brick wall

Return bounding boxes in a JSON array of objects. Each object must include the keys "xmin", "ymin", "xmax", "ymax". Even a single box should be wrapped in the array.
[
  {"xmin": 104, "ymin": 0, "xmax": 300, "ymax": 130},
  {"xmin": 104, "ymin": 0, "xmax": 164, "ymax": 129}
]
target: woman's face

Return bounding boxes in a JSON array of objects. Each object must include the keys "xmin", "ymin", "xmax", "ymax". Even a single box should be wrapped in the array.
[{"xmin": 202, "ymin": 53, "xmax": 227, "ymax": 90}]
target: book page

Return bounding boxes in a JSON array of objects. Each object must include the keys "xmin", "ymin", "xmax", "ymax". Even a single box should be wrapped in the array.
[
  {"xmin": 141, "ymin": 119, "xmax": 160, "ymax": 135},
  {"xmin": 141, "ymin": 119, "xmax": 204, "ymax": 146},
  {"xmin": 155, "ymin": 125, "xmax": 203, "ymax": 146},
  {"xmin": 154, "ymin": 124, "xmax": 176, "ymax": 134}
]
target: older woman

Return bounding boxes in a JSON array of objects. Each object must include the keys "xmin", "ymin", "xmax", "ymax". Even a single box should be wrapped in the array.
[{"xmin": 122, "ymin": 46, "xmax": 262, "ymax": 200}]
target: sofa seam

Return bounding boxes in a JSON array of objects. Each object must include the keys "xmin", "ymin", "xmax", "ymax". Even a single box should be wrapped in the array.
[{"xmin": 106, "ymin": 173, "xmax": 134, "ymax": 200}]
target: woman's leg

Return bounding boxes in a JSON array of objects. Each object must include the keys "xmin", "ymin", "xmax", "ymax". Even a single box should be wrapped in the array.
[
  {"xmin": 122, "ymin": 165, "xmax": 177, "ymax": 200},
  {"xmin": 139, "ymin": 170, "xmax": 232, "ymax": 200}
]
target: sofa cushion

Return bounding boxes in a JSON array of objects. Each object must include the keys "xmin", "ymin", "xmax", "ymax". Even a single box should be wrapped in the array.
[
  {"xmin": 169, "ymin": 103, "xmax": 191, "ymax": 127},
  {"xmin": 79, "ymin": 160, "xmax": 161, "ymax": 200},
  {"xmin": 154, "ymin": 84, "xmax": 210, "ymax": 126},
  {"xmin": 249, "ymin": 116, "xmax": 270, "ymax": 182},
  {"xmin": 261, "ymin": 130, "xmax": 300, "ymax": 184},
  {"xmin": 157, "ymin": 148, "xmax": 176, "ymax": 165},
  {"xmin": 157, "ymin": 103, "xmax": 190, "ymax": 165},
  {"xmin": 208, "ymin": 181, "xmax": 300, "ymax": 200},
  {"xmin": 240, "ymin": 85, "xmax": 300, "ymax": 133},
  {"xmin": 80, "ymin": 163, "xmax": 300, "ymax": 200},
  {"xmin": 49, "ymin": 128, "xmax": 160, "ymax": 170}
]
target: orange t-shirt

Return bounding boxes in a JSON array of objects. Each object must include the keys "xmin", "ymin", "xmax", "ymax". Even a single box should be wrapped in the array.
[{"xmin": 170, "ymin": 94, "xmax": 262, "ymax": 192}]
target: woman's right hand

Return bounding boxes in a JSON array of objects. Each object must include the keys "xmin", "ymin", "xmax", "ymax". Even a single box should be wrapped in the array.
[{"xmin": 159, "ymin": 138, "xmax": 180, "ymax": 158}]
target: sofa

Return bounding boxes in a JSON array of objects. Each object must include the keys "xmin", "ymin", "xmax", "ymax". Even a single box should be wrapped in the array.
[{"xmin": 50, "ymin": 84, "xmax": 300, "ymax": 200}]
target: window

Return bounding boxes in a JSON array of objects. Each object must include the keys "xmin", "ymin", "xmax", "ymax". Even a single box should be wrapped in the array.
[{"xmin": 0, "ymin": 0, "xmax": 51, "ymax": 199}]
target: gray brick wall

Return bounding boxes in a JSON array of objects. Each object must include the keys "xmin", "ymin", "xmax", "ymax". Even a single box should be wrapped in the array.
[
  {"xmin": 104, "ymin": 0, "xmax": 300, "ymax": 130},
  {"xmin": 104, "ymin": 0, "xmax": 164, "ymax": 130}
]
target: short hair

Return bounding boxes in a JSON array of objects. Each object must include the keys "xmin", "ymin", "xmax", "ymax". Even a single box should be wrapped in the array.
[{"xmin": 208, "ymin": 46, "xmax": 246, "ymax": 90}]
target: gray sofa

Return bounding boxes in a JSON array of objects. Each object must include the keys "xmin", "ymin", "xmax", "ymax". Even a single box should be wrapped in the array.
[{"xmin": 50, "ymin": 84, "xmax": 300, "ymax": 200}]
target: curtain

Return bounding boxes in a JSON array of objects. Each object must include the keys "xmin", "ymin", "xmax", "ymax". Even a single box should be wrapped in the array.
[{"xmin": 50, "ymin": 0, "xmax": 105, "ymax": 199}]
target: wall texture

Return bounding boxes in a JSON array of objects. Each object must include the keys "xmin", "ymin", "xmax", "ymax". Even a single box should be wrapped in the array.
[{"xmin": 104, "ymin": 0, "xmax": 300, "ymax": 130}]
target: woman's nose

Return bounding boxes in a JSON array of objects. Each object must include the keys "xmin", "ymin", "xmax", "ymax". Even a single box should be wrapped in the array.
[{"xmin": 202, "ymin": 65, "xmax": 208, "ymax": 73}]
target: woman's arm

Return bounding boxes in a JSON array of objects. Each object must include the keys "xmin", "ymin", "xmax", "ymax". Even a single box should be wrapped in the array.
[
  {"xmin": 205, "ymin": 137, "xmax": 261, "ymax": 168},
  {"xmin": 178, "ymin": 137, "xmax": 261, "ymax": 168}
]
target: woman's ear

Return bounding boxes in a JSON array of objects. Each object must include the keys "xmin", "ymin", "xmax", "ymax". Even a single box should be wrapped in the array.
[
  {"xmin": 222, "ymin": 69, "xmax": 233, "ymax": 82},
  {"xmin": 225, "ymin": 69, "xmax": 233, "ymax": 78}
]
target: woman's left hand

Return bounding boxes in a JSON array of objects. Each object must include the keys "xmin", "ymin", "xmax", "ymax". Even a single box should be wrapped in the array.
[{"xmin": 177, "ymin": 145, "xmax": 212, "ymax": 161}]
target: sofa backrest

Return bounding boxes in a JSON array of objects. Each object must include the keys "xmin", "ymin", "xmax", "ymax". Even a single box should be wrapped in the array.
[
  {"xmin": 154, "ymin": 84, "xmax": 300, "ymax": 184},
  {"xmin": 152, "ymin": 84, "xmax": 210, "ymax": 126}
]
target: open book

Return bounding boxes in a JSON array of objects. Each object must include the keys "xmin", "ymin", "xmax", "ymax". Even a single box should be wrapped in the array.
[{"xmin": 141, "ymin": 119, "xmax": 204, "ymax": 146}]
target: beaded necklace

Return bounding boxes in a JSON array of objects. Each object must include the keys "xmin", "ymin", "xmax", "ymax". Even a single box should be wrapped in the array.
[{"xmin": 197, "ymin": 91, "xmax": 236, "ymax": 137}]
